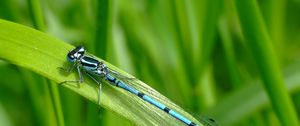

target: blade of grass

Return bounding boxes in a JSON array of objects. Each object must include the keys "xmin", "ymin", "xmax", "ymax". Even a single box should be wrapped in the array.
[
  {"xmin": 210, "ymin": 62, "xmax": 300, "ymax": 125},
  {"xmin": 104, "ymin": 5, "xmax": 135, "ymax": 124},
  {"xmin": 261, "ymin": 0, "xmax": 286, "ymax": 53},
  {"xmin": 247, "ymin": 112, "xmax": 266, "ymax": 126},
  {"xmin": 93, "ymin": 0, "xmax": 113, "ymax": 58},
  {"xmin": 195, "ymin": 64, "xmax": 217, "ymax": 110},
  {"xmin": 147, "ymin": 0, "xmax": 192, "ymax": 107},
  {"xmin": 59, "ymin": 87, "xmax": 85, "ymax": 126},
  {"xmin": 119, "ymin": 1, "xmax": 190, "ymax": 106},
  {"xmin": 19, "ymin": 70, "xmax": 49, "ymax": 126},
  {"xmin": 196, "ymin": 0, "xmax": 220, "ymax": 71},
  {"xmin": 168, "ymin": 0, "xmax": 198, "ymax": 107},
  {"xmin": 293, "ymin": 93, "xmax": 300, "ymax": 120},
  {"xmin": 0, "ymin": 0, "xmax": 50, "ymax": 125},
  {"xmin": 103, "ymin": 112, "xmax": 132, "ymax": 126},
  {"xmin": 0, "ymin": 0, "xmax": 19, "ymax": 22},
  {"xmin": 47, "ymin": 80, "xmax": 65, "ymax": 126},
  {"xmin": 170, "ymin": 0, "xmax": 196, "ymax": 83},
  {"xmin": 24, "ymin": 0, "xmax": 54, "ymax": 125},
  {"xmin": 265, "ymin": 108, "xmax": 281, "ymax": 126},
  {"xmin": 27, "ymin": 0, "xmax": 65, "ymax": 126},
  {"xmin": 88, "ymin": 0, "xmax": 114, "ymax": 125},
  {"xmin": 233, "ymin": 0, "xmax": 299, "ymax": 125},
  {"xmin": 194, "ymin": 0, "xmax": 220, "ymax": 112},
  {"xmin": 28, "ymin": 0, "xmax": 46, "ymax": 31},
  {"xmin": 269, "ymin": 0, "xmax": 286, "ymax": 50},
  {"xmin": 0, "ymin": 102, "xmax": 13, "ymax": 126},
  {"xmin": 0, "ymin": 19, "xmax": 203, "ymax": 126},
  {"xmin": 43, "ymin": 1, "xmax": 89, "ymax": 125},
  {"xmin": 218, "ymin": 16, "xmax": 241, "ymax": 88}
]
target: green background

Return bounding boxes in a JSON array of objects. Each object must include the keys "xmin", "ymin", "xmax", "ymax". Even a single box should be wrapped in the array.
[{"xmin": 0, "ymin": 0, "xmax": 300, "ymax": 126}]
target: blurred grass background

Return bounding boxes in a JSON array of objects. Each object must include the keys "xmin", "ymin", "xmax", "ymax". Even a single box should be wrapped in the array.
[{"xmin": 0, "ymin": 0, "xmax": 300, "ymax": 126}]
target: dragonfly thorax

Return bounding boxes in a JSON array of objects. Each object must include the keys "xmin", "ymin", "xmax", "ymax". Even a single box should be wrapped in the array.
[
  {"xmin": 80, "ymin": 56, "xmax": 108, "ymax": 77},
  {"xmin": 96, "ymin": 61, "xmax": 109, "ymax": 77}
]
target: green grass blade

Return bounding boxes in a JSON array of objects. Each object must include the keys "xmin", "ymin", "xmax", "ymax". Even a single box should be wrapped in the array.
[
  {"xmin": 93, "ymin": 0, "xmax": 113, "ymax": 58},
  {"xmin": 27, "ymin": 0, "xmax": 65, "ymax": 125},
  {"xmin": 233, "ymin": 0, "xmax": 299, "ymax": 125},
  {"xmin": 28, "ymin": 0, "xmax": 46, "ymax": 31},
  {"xmin": 47, "ymin": 80, "xmax": 65, "ymax": 126},
  {"xmin": 194, "ymin": 0, "xmax": 220, "ymax": 112},
  {"xmin": 23, "ymin": 1, "xmax": 52, "ymax": 125},
  {"xmin": 119, "ymin": 1, "xmax": 190, "ymax": 105},
  {"xmin": 0, "ymin": 19, "xmax": 203, "ymax": 126},
  {"xmin": 261, "ymin": 0, "xmax": 286, "ymax": 52},
  {"xmin": 88, "ymin": 0, "xmax": 114, "ymax": 125},
  {"xmin": 210, "ymin": 63, "xmax": 300, "ymax": 125},
  {"xmin": 218, "ymin": 17, "xmax": 241, "ymax": 87},
  {"xmin": 19, "ymin": 70, "xmax": 49, "ymax": 126},
  {"xmin": 0, "ymin": 0, "xmax": 19, "ymax": 22},
  {"xmin": 0, "ymin": 102, "xmax": 13, "ymax": 126}
]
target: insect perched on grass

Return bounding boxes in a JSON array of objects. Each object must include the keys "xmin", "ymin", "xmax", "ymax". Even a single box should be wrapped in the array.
[{"xmin": 60, "ymin": 46, "xmax": 204, "ymax": 126}]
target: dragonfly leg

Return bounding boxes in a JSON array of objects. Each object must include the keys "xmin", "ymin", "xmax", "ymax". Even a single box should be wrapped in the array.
[
  {"xmin": 98, "ymin": 82, "xmax": 102, "ymax": 112},
  {"xmin": 58, "ymin": 62, "xmax": 78, "ymax": 73},
  {"xmin": 59, "ymin": 65, "xmax": 84, "ymax": 87},
  {"xmin": 85, "ymin": 72, "xmax": 102, "ymax": 111}
]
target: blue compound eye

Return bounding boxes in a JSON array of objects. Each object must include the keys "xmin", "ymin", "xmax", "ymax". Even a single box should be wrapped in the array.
[
  {"xmin": 66, "ymin": 46, "xmax": 86, "ymax": 63},
  {"xmin": 67, "ymin": 53, "xmax": 76, "ymax": 62}
]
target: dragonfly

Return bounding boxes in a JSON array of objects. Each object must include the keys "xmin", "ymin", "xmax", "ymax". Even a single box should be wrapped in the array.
[{"xmin": 60, "ymin": 46, "xmax": 211, "ymax": 126}]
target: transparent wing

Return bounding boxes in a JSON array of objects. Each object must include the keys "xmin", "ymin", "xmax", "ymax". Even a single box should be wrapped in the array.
[
  {"xmin": 107, "ymin": 67, "xmax": 215, "ymax": 126},
  {"xmin": 199, "ymin": 116, "xmax": 218, "ymax": 126},
  {"xmin": 107, "ymin": 68, "xmax": 170, "ymax": 103}
]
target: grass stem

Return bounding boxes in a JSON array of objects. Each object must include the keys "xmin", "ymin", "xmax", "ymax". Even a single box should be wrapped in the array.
[{"xmin": 233, "ymin": 0, "xmax": 299, "ymax": 125}]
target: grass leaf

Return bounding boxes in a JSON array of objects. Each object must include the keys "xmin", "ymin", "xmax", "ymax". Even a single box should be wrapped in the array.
[
  {"xmin": 0, "ymin": 19, "xmax": 203, "ymax": 126},
  {"xmin": 233, "ymin": 0, "xmax": 300, "ymax": 125},
  {"xmin": 211, "ymin": 63, "xmax": 300, "ymax": 125}
]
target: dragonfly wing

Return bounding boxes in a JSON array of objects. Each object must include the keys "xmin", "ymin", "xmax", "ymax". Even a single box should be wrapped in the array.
[{"xmin": 107, "ymin": 68, "xmax": 168, "ymax": 102}]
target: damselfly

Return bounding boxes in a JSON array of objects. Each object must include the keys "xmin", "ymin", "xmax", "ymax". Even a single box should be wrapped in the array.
[{"xmin": 60, "ymin": 46, "xmax": 213, "ymax": 126}]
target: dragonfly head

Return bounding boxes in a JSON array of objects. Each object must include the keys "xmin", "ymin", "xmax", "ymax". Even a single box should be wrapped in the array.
[{"xmin": 67, "ymin": 46, "xmax": 86, "ymax": 63}]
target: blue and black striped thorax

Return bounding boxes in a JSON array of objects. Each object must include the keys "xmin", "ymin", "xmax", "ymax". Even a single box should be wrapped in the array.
[
  {"xmin": 81, "ymin": 56, "xmax": 99, "ymax": 71},
  {"xmin": 80, "ymin": 56, "xmax": 109, "ymax": 77}
]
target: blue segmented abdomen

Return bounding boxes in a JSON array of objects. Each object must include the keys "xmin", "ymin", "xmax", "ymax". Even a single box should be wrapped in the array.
[{"xmin": 105, "ymin": 74, "xmax": 198, "ymax": 126}]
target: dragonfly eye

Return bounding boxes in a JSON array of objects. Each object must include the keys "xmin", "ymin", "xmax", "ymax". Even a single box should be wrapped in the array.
[
  {"xmin": 67, "ymin": 53, "xmax": 76, "ymax": 62},
  {"xmin": 67, "ymin": 46, "xmax": 86, "ymax": 62}
]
